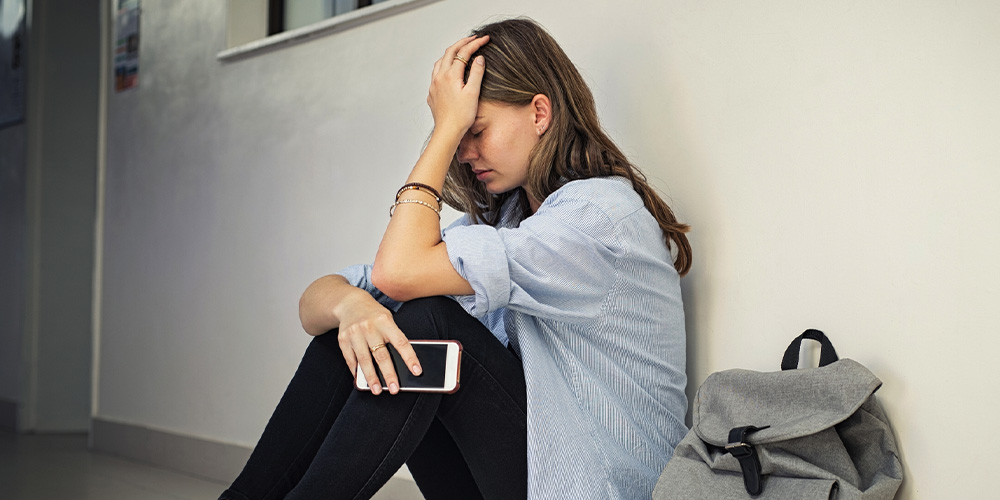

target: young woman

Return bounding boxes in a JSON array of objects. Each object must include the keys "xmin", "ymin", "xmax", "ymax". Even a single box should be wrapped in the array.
[{"xmin": 221, "ymin": 18, "xmax": 691, "ymax": 500}]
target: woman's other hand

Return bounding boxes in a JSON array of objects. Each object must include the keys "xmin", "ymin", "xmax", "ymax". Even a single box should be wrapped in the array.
[
  {"xmin": 426, "ymin": 35, "xmax": 489, "ymax": 139},
  {"xmin": 299, "ymin": 275, "xmax": 421, "ymax": 395},
  {"xmin": 334, "ymin": 288, "xmax": 422, "ymax": 396}
]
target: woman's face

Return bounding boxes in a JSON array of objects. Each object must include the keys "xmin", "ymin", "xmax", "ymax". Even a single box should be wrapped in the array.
[{"xmin": 457, "ymin": 100, "xmax": 540, "ymax": 198}]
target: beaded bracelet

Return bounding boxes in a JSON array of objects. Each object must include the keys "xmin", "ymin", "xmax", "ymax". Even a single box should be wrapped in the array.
[
  {"xmin": 389, "ymin": 199, "xmax": 441, "ymax": 218},
  {"xmin": 396, "ymin": 183, "xmax": 442, "ymax": 205}
]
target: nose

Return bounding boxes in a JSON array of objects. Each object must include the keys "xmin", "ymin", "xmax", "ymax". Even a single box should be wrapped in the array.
[{"xmin": 456, "ymin": 132, "xmax": 477, "ymax": 163}]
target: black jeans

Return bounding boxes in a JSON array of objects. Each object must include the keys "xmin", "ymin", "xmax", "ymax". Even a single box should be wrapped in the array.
[{"xmin": 220, "ymin": 297, "xmax": 527, "ymax": 500}]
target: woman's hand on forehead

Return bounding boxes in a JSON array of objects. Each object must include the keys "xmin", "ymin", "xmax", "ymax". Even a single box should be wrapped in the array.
[{"xmin": 426, "ymin": 35, "xmax": 490, "ymax": 139}]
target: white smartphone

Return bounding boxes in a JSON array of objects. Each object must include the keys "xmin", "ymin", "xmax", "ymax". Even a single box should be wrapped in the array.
[{"xmin": 355, "ymin": 340, "xmax": 462, "ymax": 394}]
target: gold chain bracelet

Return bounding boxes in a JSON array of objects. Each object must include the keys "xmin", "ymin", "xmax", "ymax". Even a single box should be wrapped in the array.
[{"xmin": 389, "ymin": 199, "xmax": 441, "ymax": 218}]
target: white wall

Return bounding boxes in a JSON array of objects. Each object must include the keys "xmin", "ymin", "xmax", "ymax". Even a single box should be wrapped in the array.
[{"xmin": 97, "ymin": 0, "xmax": 1000, "ymax": 497}]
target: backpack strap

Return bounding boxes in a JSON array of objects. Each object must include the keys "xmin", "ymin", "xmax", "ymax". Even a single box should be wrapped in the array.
[
  {"xmin": 726, "ymin": 425, "xmax": 769, "ymax": 496},
  {"xmin": 781, "ymin": 329, "xmax": 839, "ymax": 370}
]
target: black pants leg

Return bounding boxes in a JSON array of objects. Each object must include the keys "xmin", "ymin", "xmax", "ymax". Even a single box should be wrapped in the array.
[
  {"xmin": 220, "ymin": 297, "xmax": 527, "ymax": 500},
  {"xmin": 406, "ymin": 417, "xmax": 484, "ymax": 499}
]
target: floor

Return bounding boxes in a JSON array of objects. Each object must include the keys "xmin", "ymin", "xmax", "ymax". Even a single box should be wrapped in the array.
[{"xmin": 0, "ymin": 432, "xmax": 423, "ymax": 500}]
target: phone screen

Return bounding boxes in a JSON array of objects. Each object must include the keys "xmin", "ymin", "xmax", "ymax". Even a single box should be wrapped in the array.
[{"xmin": 374, "ymin": 343, "xmax": 448, "ymax": 389}]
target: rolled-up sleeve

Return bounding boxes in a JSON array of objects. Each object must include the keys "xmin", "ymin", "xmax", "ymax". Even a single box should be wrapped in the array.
[
  {"xmin": 445, "ymin": 225, "xmax": 513, "ymax": 316},
  {"xmin": 443, "ymin": 192, "xmax": 623, "ymax": 323},
  {"xmin": 334, "ymin": 263, "xmax": 403, "ymax": 312}
]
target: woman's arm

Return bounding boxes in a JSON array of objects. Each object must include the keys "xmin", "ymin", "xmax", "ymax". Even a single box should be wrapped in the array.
[
  {"xmin": 298, "ymin": 274, "xmax": 368, "ymax": 336},
  {"xmin": 370, "ymin": 36, "xmax": 488, "ymax": 302},
  {"xmin": 370, "ymin": 132, "xmax": 475, "ymax": 302},
  {"xmin": 313, "ymin": 36, "xmax": 488, "ymax": 394}
]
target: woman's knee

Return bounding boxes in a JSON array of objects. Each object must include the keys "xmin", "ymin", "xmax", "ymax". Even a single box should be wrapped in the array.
[
  {"xmin": 396, "ymin": 296, "xmax": 462, "ymax": 316},
  {"xmin": 392, "ymin": 297, "xmax": 463, "ymax": 340},
  {"xmin": 392, "ymin": 298, "xmax": 508, "ymax": 359}
]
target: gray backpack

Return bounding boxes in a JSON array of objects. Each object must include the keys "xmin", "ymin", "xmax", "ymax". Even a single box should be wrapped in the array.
[{"xmin": 653, "ymin": 330, "xmax": 903, "ymax": 499}]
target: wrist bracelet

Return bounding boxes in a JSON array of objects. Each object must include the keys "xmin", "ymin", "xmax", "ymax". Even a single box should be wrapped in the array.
[
  {"xmin": 396, "ymin": 183, "xmax": 442, "ymax": 204},
  {"xmin": 389, "ymin": 199, "xmax": 442, "ymax": 218}
]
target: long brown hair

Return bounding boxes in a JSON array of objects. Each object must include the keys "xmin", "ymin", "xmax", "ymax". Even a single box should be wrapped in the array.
[{"xmin": 441, "ymin": 18, "xmax": 692, "ymax": 276}]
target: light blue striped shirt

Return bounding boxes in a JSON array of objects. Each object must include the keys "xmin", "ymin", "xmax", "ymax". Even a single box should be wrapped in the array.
[{"xmin": 338, "ymin": 177, "xmax": 688, "ymax": 499}]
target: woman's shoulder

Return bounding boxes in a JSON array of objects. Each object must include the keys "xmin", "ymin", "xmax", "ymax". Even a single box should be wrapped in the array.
[{"xmin": 540, "ymin": 176, "xmax": 644, "ymax": 223}]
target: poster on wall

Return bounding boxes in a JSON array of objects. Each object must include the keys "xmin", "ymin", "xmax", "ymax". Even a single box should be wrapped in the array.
[
  {"xmin": 0, "ymin": 0, "xmax": 26, "ymax": 128},
  {"xmin": 115, "ymin": 0, "xmax": 140, "ymax": 92}
]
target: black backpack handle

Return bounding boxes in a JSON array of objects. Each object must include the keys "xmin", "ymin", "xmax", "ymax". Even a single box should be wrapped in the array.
[{"xmin": 781, "ymin": 329, "xmax": 839, "ymax": 370}]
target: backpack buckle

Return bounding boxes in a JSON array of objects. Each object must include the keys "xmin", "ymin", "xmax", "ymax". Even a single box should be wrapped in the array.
[
  {"xmin": 726, "ymin": 426, "xmax": 769, "ymax": 496},
  {"xmin": 725, "ymin": 442, "xmax": 754, "ymax": 457}
]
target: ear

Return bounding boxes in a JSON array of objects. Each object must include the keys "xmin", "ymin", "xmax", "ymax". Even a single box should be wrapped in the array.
[{"xmin": 530, "ymin": 94, "xmax": 551, "ymax": 136}]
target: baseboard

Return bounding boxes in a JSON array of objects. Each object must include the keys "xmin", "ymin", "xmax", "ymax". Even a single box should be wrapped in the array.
[
  {"xmin": 0, "ymin": 399, "xmax": 16, "ymax": 431},
  {"xmin": 90, "ymin": 417, "xmax": 253, "ymax": 484}
]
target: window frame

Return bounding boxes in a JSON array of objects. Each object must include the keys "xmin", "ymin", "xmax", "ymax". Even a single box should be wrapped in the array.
[{"xmin": 219, "ymin": 0, "xmax": 440, "ymax": 61}]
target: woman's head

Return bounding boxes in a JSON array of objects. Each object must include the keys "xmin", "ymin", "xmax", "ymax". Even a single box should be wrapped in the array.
[
  {"xmin": 445, "ymin": 18, "xmax": 588, "ymax": 211},
  {"xmin": 442, "ymin": 18, "xmax": 692, "ymax": 276}
]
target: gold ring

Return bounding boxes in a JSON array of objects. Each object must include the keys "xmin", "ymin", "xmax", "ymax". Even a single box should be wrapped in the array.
[
  {"xmin": 370, "ymin": 343, "xmax": 386, "ymax": 353},
  {"xmin": 454, "ymin": 55, "xmax": 469, "ymax": 65}
]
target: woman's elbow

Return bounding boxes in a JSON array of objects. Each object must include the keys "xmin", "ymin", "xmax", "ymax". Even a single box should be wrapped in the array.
[
  {"xmin": 371, "ymin": 261, "xmax": 418, "ymax": 303},
  {"xmin": 298, "ymin": 291, "xmax": 325, "ymax": 336}
]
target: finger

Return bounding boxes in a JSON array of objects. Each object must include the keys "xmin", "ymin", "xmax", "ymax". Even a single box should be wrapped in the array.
[
  {"xmin": 351, "ymin": 334, "xmax": 383, "ymax": 395},
  {"xmin": 371, "ymin": 314, "xmax": 420, "ymax": 375},
  {"xmin": 443, "ymin": 35, "xmax": 477, "ymax": 59},
  {"xmin": 434, "ymin": 37, "xmax": 471, "ymax": 77},
  {"xmin": 455, "ymin": 35, "xmax": 490, "ymax": 63},
  {"xmin": 464, "ymin": 55, "xmax": 486, "ymax": 92},
  {"xmin": 445, "ymin": 35, "xmax": 485, "ymax": 70},
  {"xmin": 369, "ymin": 337, "xmax": 400, "ymax": 395},
  {"xmin": 338, "ymin": 330, "xmax": 359, "ymax": 378},
  {"xmin": 385, "ymin": 329, "xmax": 422, "ymax": 376},
  {"xmin": 373, "ymin": 314, "xmax": 410, "ymax": 389},
  {"xmin": 449, "ymin": 36, "xmax": 489, "ymax": 77}
]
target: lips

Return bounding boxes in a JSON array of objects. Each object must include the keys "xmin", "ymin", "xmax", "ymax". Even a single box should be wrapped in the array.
[{"xmin": 473, "ymin": 169, "xmax": 492, "ymax": 181}]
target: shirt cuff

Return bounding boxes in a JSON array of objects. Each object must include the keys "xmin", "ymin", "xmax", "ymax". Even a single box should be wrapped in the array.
[{"xmin": 443, "ymin": 224, "xmax": 512, "ymax": 317}]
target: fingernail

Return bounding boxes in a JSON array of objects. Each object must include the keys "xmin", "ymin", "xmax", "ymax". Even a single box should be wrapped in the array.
[
  {"xmin": 475, "ymin": 56, "xmax": 484, "ymax": 65},
  {"xmin": 372, "ymin": 386, "xmax": 381, "ymax": 395},
  {"xmin": 413, "ymin": 365, "xmax": 422, "ymax": 376},
  {"xmin": 389, "ymin": 382, "xmax": 398, "ymax": 394}
]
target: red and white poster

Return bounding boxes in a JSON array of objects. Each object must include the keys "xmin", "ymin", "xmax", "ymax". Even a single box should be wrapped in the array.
[{"xmin": 115, "ymin": 0, "xmax": 140, "ymax": 92}]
